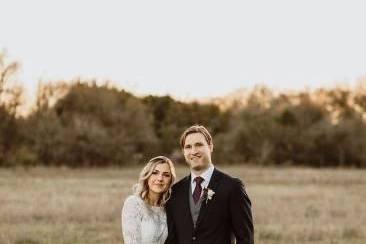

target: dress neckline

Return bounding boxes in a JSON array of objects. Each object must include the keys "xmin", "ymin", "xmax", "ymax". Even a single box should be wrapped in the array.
[{"xmin": 149, "ymin": 205, "xmax": 164, "ymax": 211}]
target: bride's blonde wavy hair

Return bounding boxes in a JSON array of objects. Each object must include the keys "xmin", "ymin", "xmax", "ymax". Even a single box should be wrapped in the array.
[{"xmin": 133, "ymin": 156, "xmax": 176, "ymax": 207}]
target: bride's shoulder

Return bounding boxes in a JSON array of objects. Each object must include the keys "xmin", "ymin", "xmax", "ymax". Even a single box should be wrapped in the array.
[
  {"xmin": 124, "ymin": 195, "xmax": 144, "ymax": 208},
  {"xmin": 122, "ymin": 195, "xmax": 146, "ymax": 220}
]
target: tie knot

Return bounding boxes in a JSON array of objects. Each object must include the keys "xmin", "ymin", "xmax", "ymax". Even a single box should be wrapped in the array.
[{"xmin": 194, "ymin": 176, "xmax": 204, "ymax": 184}]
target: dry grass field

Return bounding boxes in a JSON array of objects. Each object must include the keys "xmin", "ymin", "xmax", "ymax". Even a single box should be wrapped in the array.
[{"xmin": 0, "ymin": 165, "xmax": 365, "ymax": 244}]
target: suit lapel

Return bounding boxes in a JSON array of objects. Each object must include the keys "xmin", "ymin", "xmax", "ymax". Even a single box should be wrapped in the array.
[{"xmin": 195, "ymin": 168, "xmax": 223, "ymax": 229}]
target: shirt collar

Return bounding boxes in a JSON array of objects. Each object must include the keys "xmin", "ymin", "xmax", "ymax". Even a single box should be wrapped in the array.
[{"xmin": 191, "ymin": 164, "xmax": 215, "ymax": 185}]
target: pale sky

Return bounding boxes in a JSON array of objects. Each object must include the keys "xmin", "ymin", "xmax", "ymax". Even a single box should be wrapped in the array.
[{"xmin": 1, "ymin": 0, "xmax": 366, "ymax": 101}]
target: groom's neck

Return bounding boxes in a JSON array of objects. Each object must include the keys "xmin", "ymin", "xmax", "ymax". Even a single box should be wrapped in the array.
[{"xmin": 190, "ymin": 163, "xmax": 213, "ymax": 176}]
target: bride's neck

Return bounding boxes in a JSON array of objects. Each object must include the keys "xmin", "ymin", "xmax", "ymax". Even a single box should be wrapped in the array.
[{"xmin": 147, "ymin": 192, "xmax": 160, "ymax": 206}]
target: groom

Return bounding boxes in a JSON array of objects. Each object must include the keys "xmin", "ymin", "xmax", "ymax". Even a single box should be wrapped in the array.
[{"xmin": 165, "ymin": 125, "xmax": 254, "ymax": 244}]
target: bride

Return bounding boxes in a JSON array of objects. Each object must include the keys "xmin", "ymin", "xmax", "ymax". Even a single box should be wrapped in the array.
[{"xmin": 121, "ymin": 156, "xmax": 176, "ymax": 244}]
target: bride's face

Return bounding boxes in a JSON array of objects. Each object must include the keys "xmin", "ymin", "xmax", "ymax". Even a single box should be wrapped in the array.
[{"xmin": 147, "ymin": 163, "xmax": 172, "ymax": 195}]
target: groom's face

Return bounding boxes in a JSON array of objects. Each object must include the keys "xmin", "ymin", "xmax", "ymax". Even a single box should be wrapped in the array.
[{"xmin": 183, "ymin": 132, "xmax": 213, "ymax": 171}]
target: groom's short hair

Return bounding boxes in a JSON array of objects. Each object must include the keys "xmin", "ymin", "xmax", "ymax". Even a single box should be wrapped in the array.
[{"xmin": 180, "ymin": 125, "xmax": 213, "ymax": 149}]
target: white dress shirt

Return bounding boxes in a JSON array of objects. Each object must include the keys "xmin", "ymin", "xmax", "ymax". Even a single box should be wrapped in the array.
[{"xmin": 190, "ymin": 164, "xmax": 215, "ymax": 195}]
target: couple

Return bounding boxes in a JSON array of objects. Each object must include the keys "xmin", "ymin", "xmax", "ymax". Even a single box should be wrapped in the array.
[{"xmin": 121, "ymin": 125, "xmax": 254, "ymax": 244}]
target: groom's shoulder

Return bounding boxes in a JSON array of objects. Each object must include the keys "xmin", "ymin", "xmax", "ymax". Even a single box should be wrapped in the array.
[
  {"xmin": 215, "ymin": 168, "xmax": 245, "ymax": 187},
  {"xmin": 167, "ymin": 176, "xmax": 189, "ymax": 204},
  {"xmin": 172, "ymin": 175, "xmax": 189, "ymax": 190}
]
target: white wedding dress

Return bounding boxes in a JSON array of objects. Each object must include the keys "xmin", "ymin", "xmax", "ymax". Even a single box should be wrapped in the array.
[{"xmin": 121, "ymin": 195, "xmax": 168, "ymax": 244}]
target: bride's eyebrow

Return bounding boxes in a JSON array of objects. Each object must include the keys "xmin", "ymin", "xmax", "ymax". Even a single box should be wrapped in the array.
[
  {"xmin": 153, "ymin": 169, "xmax": 168, "ymax": 173},
  {"xmin": 153, "ymin": 168, "xmax": 171, "ymax": 175},
  {"xmin": 158, "ymin": 170, "xmax": 171, "ymax": 175}
]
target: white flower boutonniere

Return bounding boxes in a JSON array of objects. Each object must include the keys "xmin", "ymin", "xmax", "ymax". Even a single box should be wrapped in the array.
[{"xmin": 203, "ymin": 187, "xmax": 215, "ymax": 204}]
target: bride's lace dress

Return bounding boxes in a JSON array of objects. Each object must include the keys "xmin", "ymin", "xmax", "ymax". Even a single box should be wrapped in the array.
[{"xmin": 121, "ymin": 195, "xmax": 167, "ymax": 244}]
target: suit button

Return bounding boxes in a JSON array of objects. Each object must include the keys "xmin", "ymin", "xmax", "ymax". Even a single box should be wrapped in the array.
[{"xmin": 192, "ymin": 237, "xmax": 196, "ymax": 240}]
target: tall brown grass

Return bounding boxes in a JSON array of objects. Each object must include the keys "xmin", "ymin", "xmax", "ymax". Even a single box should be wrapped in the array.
[{"xmin": 0, "ymin": 166, "xmax": 365, "ymax": 244}]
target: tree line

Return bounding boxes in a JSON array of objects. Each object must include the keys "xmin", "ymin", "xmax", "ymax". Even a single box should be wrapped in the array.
[{"xmin": 1, "ymin": 53, "xmax": 366, "ymax": 167}]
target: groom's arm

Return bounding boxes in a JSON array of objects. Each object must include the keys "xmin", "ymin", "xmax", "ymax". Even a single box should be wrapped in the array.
[
  {"xmin": 229, "ymin": 178, "xmax": 254, "ymax": 244},
  {"xmin": 164, "ymin": 200, "xmax": 177, "ymax": 244}
]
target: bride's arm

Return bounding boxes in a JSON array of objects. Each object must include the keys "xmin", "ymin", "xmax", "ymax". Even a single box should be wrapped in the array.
[{"xmin": 121, "ymin": 195, "xmax": 142, "ymax": 244}]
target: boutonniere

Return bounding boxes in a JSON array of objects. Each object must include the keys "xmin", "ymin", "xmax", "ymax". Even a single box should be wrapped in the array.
[{"xmin": 203, "ymin": 187, "xmax": 215, "ymax": 204}]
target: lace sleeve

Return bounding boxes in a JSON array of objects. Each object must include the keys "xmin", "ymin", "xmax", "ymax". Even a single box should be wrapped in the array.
[{"xmin": 121, "ymin": 195, "xmax": 143, "ymax": 244}]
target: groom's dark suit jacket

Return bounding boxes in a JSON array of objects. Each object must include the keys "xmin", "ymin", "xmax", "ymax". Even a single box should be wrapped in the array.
[{"xmin": 165, "ymin": 168, "xmax": 254, "ymax": 244}]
